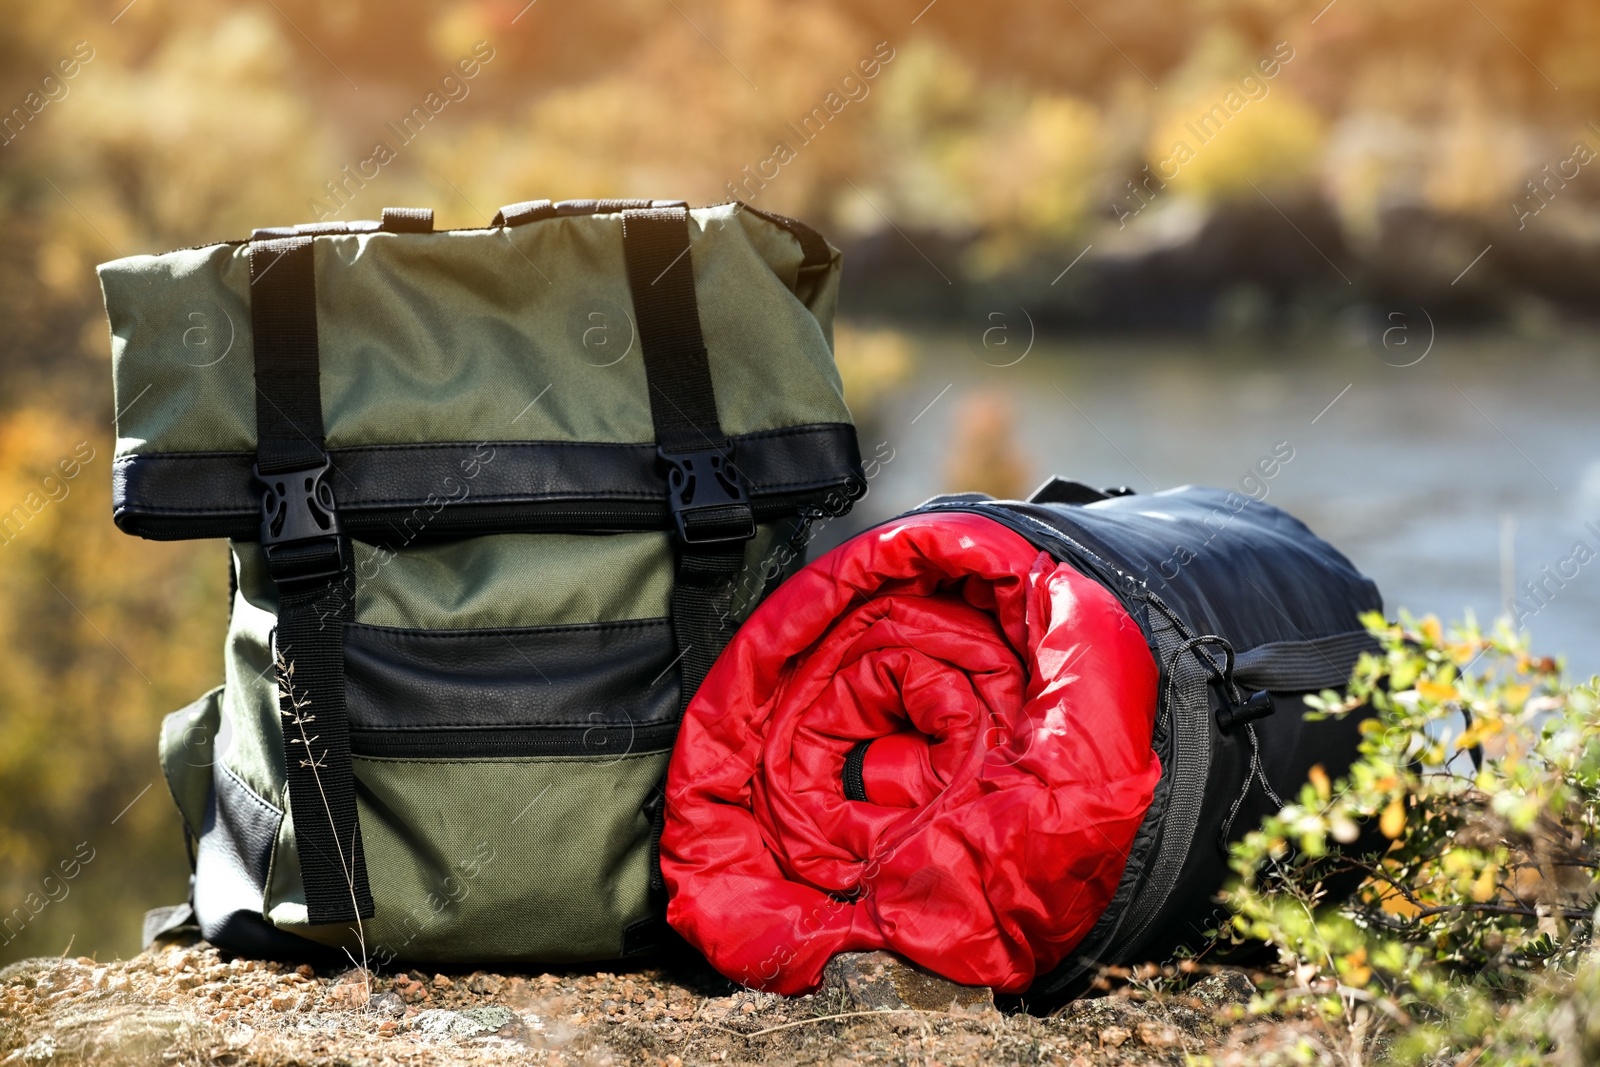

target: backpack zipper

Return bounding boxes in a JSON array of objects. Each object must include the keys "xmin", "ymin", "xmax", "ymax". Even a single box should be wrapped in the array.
[{"xmin": 349, "ymin": 720, "xmax": 680, "ymax": 760}]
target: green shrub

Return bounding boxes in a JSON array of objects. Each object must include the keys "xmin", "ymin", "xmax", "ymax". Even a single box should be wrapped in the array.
[{"xmin": 1227, "ymin": 612, "xmax": 1600, "ymax": 1065}]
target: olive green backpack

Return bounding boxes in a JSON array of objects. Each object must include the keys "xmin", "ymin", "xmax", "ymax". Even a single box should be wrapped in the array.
[{"xmin": 99, "ymin": 199, "xmax": 862, "ymax": 963}]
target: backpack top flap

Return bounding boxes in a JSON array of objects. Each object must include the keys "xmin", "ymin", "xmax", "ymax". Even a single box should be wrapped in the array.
[{"xmin": 98, "ymin": 200, "xmax": 860, "ymax": 543}]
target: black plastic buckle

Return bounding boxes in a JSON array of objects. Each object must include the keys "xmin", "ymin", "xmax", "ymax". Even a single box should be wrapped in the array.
[
  {"xmin": 657, "ymin": 447, "xmax": 756, "ymax": 545},
  {"xmin": 253, "ymin": 456, "xmax": 345, "ymax": 584}
]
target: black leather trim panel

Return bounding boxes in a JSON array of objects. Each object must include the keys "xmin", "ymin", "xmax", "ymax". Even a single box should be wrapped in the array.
[
  {"xmin": 343, "ymin": 619, "xmax": 681, "ymax": 758},
  {"xmin": 193, "ymin": 764, "xmax": 331, "ymax": 958},
  {"xmin": 113, "ymin": 423, "xmax": 862, "ymax": 542}
]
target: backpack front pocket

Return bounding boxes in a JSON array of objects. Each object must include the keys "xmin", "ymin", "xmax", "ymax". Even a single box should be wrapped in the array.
[{"xmin": 265, "ymin": 618, "xmax": 678, "ymax": 961}]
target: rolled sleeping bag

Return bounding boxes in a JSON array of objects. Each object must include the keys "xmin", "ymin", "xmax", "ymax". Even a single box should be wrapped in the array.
[
  {"xmin": 662, "ymin": 511, "xmax": 1160, "ymax": 993},
  {"xmin": 661, "ymin": 482, "xmax": 1383, "ymax": 1000}
]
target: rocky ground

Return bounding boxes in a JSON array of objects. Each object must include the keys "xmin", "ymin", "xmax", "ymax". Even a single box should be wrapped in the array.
[{"xmin": 0, "ymin": 938, "xmax": 1344, "ymax": 1066}]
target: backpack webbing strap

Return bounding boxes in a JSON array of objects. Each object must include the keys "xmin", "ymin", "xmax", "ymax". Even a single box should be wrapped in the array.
[
  {"xmin": 249, "ymin": 236, "xmax": 374, "ymax": 926},
  {"xmin": 251, "ymin": 238, "xmax": 328, "ymax": 477},
  {"xmin": 621, "ymin": 206, "xmax": 754, "ymax": 710},
  {"xmin": 621, "ymin": 207, "xmax": 724, "ymax": 453},
  {"xmin": 668, "ymin": 543, "xmax": 748, "ymax": 708}
]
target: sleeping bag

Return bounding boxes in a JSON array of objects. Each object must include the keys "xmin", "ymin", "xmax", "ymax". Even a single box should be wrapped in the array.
[{"xmin": 662, "ymin": 480, "xmax": 1383, "ymax": 1002}]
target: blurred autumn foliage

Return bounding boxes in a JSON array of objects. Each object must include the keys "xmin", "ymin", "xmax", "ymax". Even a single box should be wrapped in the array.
[
  {"xmin": 1, "ymin": 0, "xmax": 1597, "ymax": 961},
  {"xmin": 0, "ymin": 413, "xmax": 227, "ymax": 962},
  {"xmin": 944, "ymin": 394, "xmax": 1030, "ymax": 501}
]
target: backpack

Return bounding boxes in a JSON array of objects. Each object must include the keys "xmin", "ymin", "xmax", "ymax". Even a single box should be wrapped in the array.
[
  {"xmin": 907, "ymin": 479, "xmax": 1383, "ymax": 1006},
  {"xmin": 99, "ymin": 199, "xmax": 863, "ymax": 964}
]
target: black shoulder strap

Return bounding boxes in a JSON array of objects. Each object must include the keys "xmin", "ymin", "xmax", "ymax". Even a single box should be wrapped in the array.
[
  {"xmin": 621, "ymin": 206, "xmax": 755, "ymax": 709},
  {"xmin": 249, "ymin": 236, "xmax": 374, "ymax": 926}
]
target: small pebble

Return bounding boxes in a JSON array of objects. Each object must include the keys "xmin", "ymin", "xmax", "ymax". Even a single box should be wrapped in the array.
[
  {"xmin": 467, "ymin": 972, "xmax": 503, "ymax": 995},
  {"xmin": 1138, "ymin": 1021, "xmax": 1184, "ymax": 1049},
  {"xmin": 371, "ymin": 990, "xmax": 406, "ymax": 1017}
]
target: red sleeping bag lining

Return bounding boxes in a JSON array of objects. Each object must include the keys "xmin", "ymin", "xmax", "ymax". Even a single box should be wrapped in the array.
[{"xmin": 662, "ymin": 512, "xmax": 1162, "ymax": 994}]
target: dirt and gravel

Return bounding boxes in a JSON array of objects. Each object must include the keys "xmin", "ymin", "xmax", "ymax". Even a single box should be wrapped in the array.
[{"xmin": 0, "ymin": 937, "xmax": 1338, "ymax": 1066}]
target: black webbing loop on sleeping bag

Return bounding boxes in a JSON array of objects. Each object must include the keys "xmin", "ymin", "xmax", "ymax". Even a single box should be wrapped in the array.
[
  {"xmin": 622, "ymin": 206, "xmax": 755, "ymax": 715},
  {"xmin": 249, "ymin": 236, "xmax": 374, "ymax": 926}
]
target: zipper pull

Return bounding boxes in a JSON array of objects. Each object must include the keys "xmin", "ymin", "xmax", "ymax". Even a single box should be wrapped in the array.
[
  {"xmin": 786, "ymin": 505, "xmax": 826, "ymax": 554},
  {"xmin": 643, "ymin": 785, "xmax": 667, "ymax": 894}
]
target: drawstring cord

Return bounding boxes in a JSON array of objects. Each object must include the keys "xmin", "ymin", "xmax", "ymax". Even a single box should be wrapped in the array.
[
  {"xmin": 1217, "ymin": 721, "xmax": 1285, "ymax": 850},
  {"xmin": 1166, "ymin": 634, "xmax": 1287, "ymax": 853}
]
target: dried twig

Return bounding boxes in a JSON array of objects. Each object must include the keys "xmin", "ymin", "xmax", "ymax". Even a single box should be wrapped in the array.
[
  {"xmin": 277, "ymin": 652, "xmax": 370, "ymax": 1003},
  {"xmin": 705, "ymin": 1007, "xmax": 939, "ymax": 1039}
]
